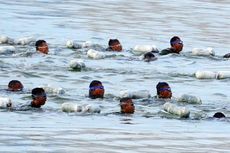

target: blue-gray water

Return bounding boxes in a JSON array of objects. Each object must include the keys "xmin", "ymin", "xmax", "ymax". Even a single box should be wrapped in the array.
[{"xmin": 0, "ymin": 0, "xmax": 230, "ymax": 152}]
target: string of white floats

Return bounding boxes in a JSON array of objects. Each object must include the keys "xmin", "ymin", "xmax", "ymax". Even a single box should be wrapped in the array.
[
  {"xmin": 0, "ymin": 36, "xmax": 35, "ymax": 45},
  {"xmin": 1, "ymin": 89, "xmax": 202, "ymax": 118},
  {"xmin": 0, "ymin": 36, "xmax": 226, "ymax": 60},
  {"xmin": 61, "ymin": 102, "xmax": 101, "ymax": 113},
  {"xmin": 0, "ymin": 36, "xmax": 36, "ymax": 54},
  {"xmin": 0, "ymin": 36, "xmax": 223, "ymax": 57},
  {"xmin": 195, "ymin": 71, "xmax": 230, "ymax": 79}
]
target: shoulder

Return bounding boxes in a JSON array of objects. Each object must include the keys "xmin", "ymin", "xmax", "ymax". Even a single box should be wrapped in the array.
[{"xmin": 160, "ymin": 48, "xmax": 174, "ymax": 55}]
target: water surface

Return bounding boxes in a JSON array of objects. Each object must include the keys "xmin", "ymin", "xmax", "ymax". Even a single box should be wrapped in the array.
[{"xmin": 0, "ymin": 0, "xmax": 230, "ymax": 152}]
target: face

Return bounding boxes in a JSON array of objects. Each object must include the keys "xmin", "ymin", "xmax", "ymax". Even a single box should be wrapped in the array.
[
  {"xmin": 89, "ymin": 84, "xmax": 104, "ymax": 99},
  {"xmin": 8, "ymin": 82, "xmax": 23, "ymax": 91},
  {"xmin": 31, "ymin": 93, "xmax": 47, "ymax": 108},
  {"xmin": 37, "ymin": 42, "xmax": 49, "ymax": 54},
  {"xmin": 172, "ymin": 39, "xmax": 183, "ymax": 53},
  {"xmin": 120, "ymin": 99, "xmax": 135, "ymax": 114},
  {"xmin": 110, "ymin": 42, "xmax": 122, "ymax": 52},
  {"xmin": 158, "ymin": 85, "xmax": 172, "ymax": 99}
]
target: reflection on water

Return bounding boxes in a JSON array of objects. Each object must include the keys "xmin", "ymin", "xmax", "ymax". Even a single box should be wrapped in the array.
[{"xmin": 1, "ymin": 0, "xmax": 230, "ymax": 152}]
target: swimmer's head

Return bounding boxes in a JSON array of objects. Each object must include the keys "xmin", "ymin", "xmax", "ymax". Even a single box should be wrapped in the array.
[
  {"xmin": 143, "ymin": 52, "xmax": 156, "ymax": 62},
  {"xmin": 213, "ymin": 112, "xmax": 225, "ymax": 118},
  {"xmin": 35, "ymin": 40, "xmax": 49, "ymax": 54},
  {"xmin": 223, "ymin": 53, "xmax": 230, "ymax": 58},
  {"xmin": 8, "ymin": 80, "xmax": 23, "ymax": 91},
  {"xmin": 108, "ymin": 39, "xmax": 122, "ymax": 51},
  {"xmin": 120, "ymin": 97, "xmax": 135, "ymax": 114},
  {"xmin": 170, "ymin": 36, "xmax": 183, "ymax": 53},
  {"xmin": 89, "ymin": 80, "xmax": 104, "ymax": 99},
  {"xmin": 156, "ymin": 82, "xmax": 172, "ymax": 99},
  {"xmin": 31, "ymin": 88, "xmax": 47, "ymax": 108}
]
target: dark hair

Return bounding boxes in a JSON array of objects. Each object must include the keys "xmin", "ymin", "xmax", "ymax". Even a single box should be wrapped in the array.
[
  {"xmin": 223, "ymin": 53, "xmax": 230, "ymax": 58},
  {"xmin": 89, "ymin": 80, "xmax": 102, "ymax": 88},
  {"xmin": 32, "ymin": 88, "xmax": 45, "ymax": 99},
  {"xmin": 35, "ymin": 40, "xmax": 46, "ymax": 50},
  {"xmin": 213, "ymin": 112, "xmax": 225, "ymax": 118},
  {"xmin": 120, "ymin": 97, "xmax": 132, "ymax": 103},
  {"xmin": 108, "ymin": 39, "xmax": 120, "ymax": 47},
  {"xmin": 170, "ymin": 36, "xmax": 180, "ymax": 46},
  {"xmin": 8, "ymin": 80, "xmax": 23, "ymax": 91},
  {"xmin": 156, "ymin": 82, "xmax": 169, "ymax": 95},
  {"xmin": 144, "ymin": 52, "xmax": 155, "ymax": 62}
]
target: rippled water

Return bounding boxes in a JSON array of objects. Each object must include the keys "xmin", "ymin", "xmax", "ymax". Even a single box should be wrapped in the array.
[{"xmin": 1, "ymin": 0, "xmax": 230, "ymax": 152}]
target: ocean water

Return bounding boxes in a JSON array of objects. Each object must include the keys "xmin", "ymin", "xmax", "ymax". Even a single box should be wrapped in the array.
[{"xmin": 0, "ymin": 0, "xmax": 230, "ymax": 152}]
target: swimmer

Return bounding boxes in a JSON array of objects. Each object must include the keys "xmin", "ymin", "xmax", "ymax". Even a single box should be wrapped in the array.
[
  {"xmin": 89, "ymin": 80, "xmax": 104, "ymax": 99},
  {"xmin": 106, "ymin": 39, "xmax": 122, "ymax": 52},
  {"xmin": 160, "ymin": 36, "xmax": 183, "ymax": 55},
  {"xmin": 35, "ymin": 40, "xmax": 49, "ymax": 54},
  {"xmin": 120, "ymin": 97, "xmax": 135, "ymax": 114},
  {"xmin": 14, "ymin": 87, "xmax": 47, "ymax": 111},
  {"xmin": 7, "ymin": 80, "xmax": 23, "ymax": 91},
  {"xmin": 156, "ymin": 82, "xmax": 172, "ymax": 99},
  {"xmin": 223, "ymin": 53, "xmax": 230, "ymax": 58},
  {"xmin": 143, "ymin": 52, "xmax": 157, "ymax": 62},
  {"xmin": 213, "ymin": 112, "xmax": 225, "ymax": 118}
]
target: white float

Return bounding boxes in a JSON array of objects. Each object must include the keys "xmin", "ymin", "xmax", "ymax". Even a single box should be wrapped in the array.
[
  {"xmin": 82, "ymin": 41, "xmax": 93, "ymax": 48},
  {"xmin": 15, "ymin": 37, "xmax": 36, "ymax": 45},
  {"xmin": 0, "ymin": 46, "xmax": 16, "ymax": 54},
  {"xmin": 66, "ymin": 40, "xmax": 82, "ymax": 49},
  {"xmin": 0, "ymin": 36, "xmax": 15, "ymax": 44},
  {"xmin": 191, "ymin": 47, "xmax": 215, "ymax": 56},
  {"xmin": 132, "ymin": 45, "xmax": 158, "ymax": 55},
  {"xmin": 82, "ymin": 41, "xmax": 104, "ymax": 50},
  {"xmin": 120, "ymin": 90, "xmax": 151, "ymax": 99},
  {"xmin": 41, "ymin": 86, "xmax": 65, "ymax": 95},
  {"xmin": 195, "ymin": 70, "xmax": 216, "ymax": 79},
  {"xmin": 61, "ymin": 103, "xmax": 101, "ymax": 113},
  {"xmin": 0, "ymin": 97, "xmax": 12, "ymax": 108},
  {"xmin": 87, "ymin": 49, "xmax": 105, "ymax": 59},
  {"xmin": 216, "ymin": 71, "xmax": 230, "ymax": 79},
  {"xmin": 0, "ymin": 36, "xmax": 9, "ymax": 44},
  {"xmin": 81, "ymin": 104, "xmax": 101, "ymax": 113},
  {"xmin": 69, "ymin": 59, "xmax": 86, "ymax": 71},
  {"xmin": 61, "ymin": 102, "xmax": 82, "ymax": 112},
  {"xmin": 177, "ymin": 94, "xmax": 202, "ymax": 104},
  {"xmin": 163, "ymin": 102, "xmax": 190, "ymax": 118},
  {"xmin": 66, "ymin": 40, "xmax": 74, "ymax": 48}
]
